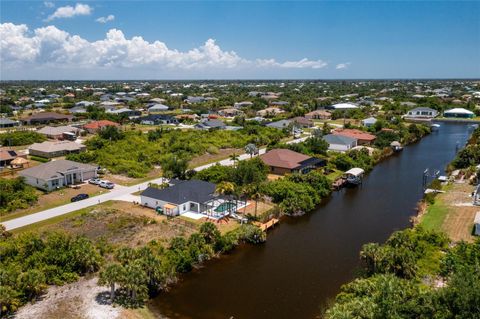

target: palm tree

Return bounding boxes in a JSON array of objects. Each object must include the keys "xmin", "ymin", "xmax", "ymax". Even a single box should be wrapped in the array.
[
  {"xmin": 229, "ymin": 152, "xmax": 240, "ymax": 167},
  {"xmin": 245, "ymin": 143, "xmax": 258, "ymax": 158},
  {"xmin": 243, "ymin": 183, "xmax": 262, "ymax": 217},
  {"xmin": 215, "ymin": 181, "xmax": 235, "ymax": 197},
  {"xmin": 98, "ymin": 263, "xmax": 125, "ymax": 301}
]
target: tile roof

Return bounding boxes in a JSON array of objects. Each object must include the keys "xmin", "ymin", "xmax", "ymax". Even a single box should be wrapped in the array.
[
  {"xmin": 332, "ymin": 129, "xmax": 376, "ymax": 141},
  {"xmin": 83, "ymin": 120, "xmax": 120, "ymax": 130}
]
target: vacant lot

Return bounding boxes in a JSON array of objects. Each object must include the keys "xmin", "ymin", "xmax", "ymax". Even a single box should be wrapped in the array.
[
  {"xmin": 421, "ymin": 182, "xmax": 477, "ymax": 242},
  {"xmin": 1, "ymin": 183, "xmax": 107, "ymax": 221}
]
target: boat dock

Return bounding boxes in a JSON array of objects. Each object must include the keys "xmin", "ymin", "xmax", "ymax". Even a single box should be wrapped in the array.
[{"xmin": 254, "ymin": 218, "xmax": 279, "ymax": 231}]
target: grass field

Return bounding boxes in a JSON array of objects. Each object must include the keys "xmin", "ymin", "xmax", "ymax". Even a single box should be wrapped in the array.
[{"xmin": 420, "ymin": 182, "xmax": 477, "ymax": 242}]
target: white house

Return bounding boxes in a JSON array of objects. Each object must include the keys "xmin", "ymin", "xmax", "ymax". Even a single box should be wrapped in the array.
[
  {"xmin": 405, "ymin": 107, "xmax": 438, "ymax": 118},
  {"xmin": 19, "ymin": 159, "xmax": 97, "ymax": 191},
  {"xmin": 323, "ymin": 134, "xmax": 357, "ymax": 152}
]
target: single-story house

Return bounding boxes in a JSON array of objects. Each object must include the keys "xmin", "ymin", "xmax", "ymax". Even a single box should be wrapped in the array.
[
  {"xmin": 305, "ymin": 110, "xmax": 331, "ymax": 120},
  {"xmin": 256, "ymin": 107, "xmax": 285, "ymax": 117},
  {"xmin": 107, "ymin": 108, "xmax": 141, "ymax": 117},
  {"xmin": 148, "ymin": 104, "xmax": 170, "ymax": 113},
  {"xmin": 362, "ymin": 117, "xmax": 378, "ymax": 128},
  {"xmin": 292, "ymin": 117, "xmax": 314, "ymax": 128},
  {"xmin": 259, "ymin": 148, "xmax": 325, "ymax": 175},
  {"xmin": 266, "ymin": 119, "xmax": 292, "ymax": 130},
  {"xmin": 75, "ymin": 101, "xmax": 95, "ymax": 107},
  {"xmin": 234, "ymin": 101, "xmax": 253, "ymax": 108},
  {"xmin": 22, "ymin": 112, "xmax": 73, "ymax": 125},
  {"xmin": 140, "ymin": 179, "xmax": 235, "ymax": 217},
  {"xmin": 19, "ymin": 159, "xmax": 97, "ymax": 191},
  {"xmin": 323, "ymin": 134, "xmax": 358, "ymax": 152},
  {"xmin": 332, "ymin": 129, "xmax": 376, "ymax": 145},
  {"xmin": 0, "ymin": 149, "xmax": 19, "ymax": 167},
  {"xmin": 37, "ymin": 125, "xmax": 82, "ymax": 139},
  {"xmin": 195, "ymin": 120, "xmax": 226, "ymax": 130},
  {"xmin": 175, "ymin": 114, "xmax": 200, "ymax": 121},
  {"xmin": 138, "ymin": 114, "xmax": 178, "ymax": 125},
  {"xmin": 29, "ymin": 141, "xmax": 86, "ymax": 158},
  {"xmin": 0, "ymin": 118, "xmax": 20, "ymax": 128},
  {"xmin": 405, "ymin": 107, "xmax": 438, "ymax": 119},
  {"xmin": 217, "ymin": 108, "xmax": 243, "ymax": 117},
  {"xmin": 326, "ymin": 103, "xmax": 359, "ymax": 110},
  {"xmin": 444, "ymin": 108, "xmax": 475, "ymax": 119},
  {"xmin": 83, "ymin": 120, "xmax": 120, "ymax": 133},
  {"xmin": 69, "ymin": 106, "xmax": 88, "ymax": 114}
]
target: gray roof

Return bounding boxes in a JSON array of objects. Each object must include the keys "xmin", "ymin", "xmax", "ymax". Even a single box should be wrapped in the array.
[
  {"xmin": 140, "ymin": 180, "xmax": 216, "ymax": 204},
  {"xmin": 196, "ymin": 120, "xmax": 226, "ymax": 129},
  {"xmin": 29, "ymin": 141, "xmax": 85, "ymax": 153},
  {"xmin": 19, "ymin": 159, "xmax": 97, "ymax": 180},
  {"xmin": 37, "ymin": 125, "xmax": 80, "ymax": 136},
  {"xmin": 323, "ymin": 134, "xmax": 357, "ymax": 145},
  {"xmin": 266, "ymin": 119, "xmax": 291, "ymax": 129},
  {"xmin": 362, "ymin": 117, "xmax": 377, "ymax": 124},
  {"xmin": 409, "ymin": 107, "xmax": 437, "ymax": 112}
]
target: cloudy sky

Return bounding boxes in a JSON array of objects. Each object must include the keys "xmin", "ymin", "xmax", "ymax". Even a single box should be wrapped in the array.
[{"xmin": 0, "ymin": 1, "xmax": 479, "ymax": 80}]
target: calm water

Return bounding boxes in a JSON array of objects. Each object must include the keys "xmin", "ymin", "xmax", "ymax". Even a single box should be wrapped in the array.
[{"xmin": 150, "ymin": 123, "xmax": 472, "ymax": 319}]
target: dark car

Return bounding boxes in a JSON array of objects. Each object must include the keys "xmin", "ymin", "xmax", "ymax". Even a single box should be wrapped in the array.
[{"xmin": 71, "ymin": 193, "xmax": 89, "ymax": 202}]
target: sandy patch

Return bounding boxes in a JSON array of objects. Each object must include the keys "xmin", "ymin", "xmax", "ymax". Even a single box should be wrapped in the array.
[{"xmin": 15, "ymin": 277, "xmax": 120, "ymax": 319}]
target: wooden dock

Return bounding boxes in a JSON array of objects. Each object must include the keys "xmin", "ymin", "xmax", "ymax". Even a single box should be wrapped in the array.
[
  {"xmin": 332, "ymin": 178, "xmax": 346, "ymax": 190},
  {"xmin": 254, "ymin": 218, "xmax": 279, "ymax": 231}
]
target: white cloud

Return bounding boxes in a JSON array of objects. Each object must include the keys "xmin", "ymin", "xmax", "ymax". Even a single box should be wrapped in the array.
[
  {"xmin": 0, "ymin": 22, "xmax": 331, "ymax": 76},
  {"xmin": 44, "ymin": 1, "xmax": 55, "ymax": 8},
  {"xmin": 96, "ymin": 15, "xmax": 115, "ymax": 24},
  {"xmin": 46, "ymin": 3, "xmax": 92, "ymax": 21},
  {"xmin": 336, "ymin": 62, "xmax": 351, "ymax": 70}
]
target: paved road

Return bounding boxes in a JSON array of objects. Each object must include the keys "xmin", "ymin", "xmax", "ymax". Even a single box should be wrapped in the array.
[{"xmin": 2, "ymin": 135, "xmax": 309, "ymax": 231}]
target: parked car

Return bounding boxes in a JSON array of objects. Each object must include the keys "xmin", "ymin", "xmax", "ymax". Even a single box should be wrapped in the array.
[
  {"xmin": 99, "ymin": 181, "xmax": 115, "ymax": 189},
  {"xmin": 71, "ymin": 193, "xmax": 89, "ymax": 202},
  {"xmin": 88, "ymin": 178, "xmax": 101, "ymax": 185}
]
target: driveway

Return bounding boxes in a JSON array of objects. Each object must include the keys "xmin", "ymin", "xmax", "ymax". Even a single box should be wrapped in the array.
[{"xmin": 2, "ymin": 135, "xmax": 310, "ymax": 231}]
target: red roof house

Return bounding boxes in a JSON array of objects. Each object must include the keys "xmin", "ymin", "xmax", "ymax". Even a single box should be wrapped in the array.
[
  {"xmin": 83, "ymin": 120, "xmax": 120, "ymax": 133},
  {"xmin": 259, "ymin": 149, "xmax": 325, "ymax": 175},
  {"xmin": 332, "ymin": 129, "xmax": 376, "ymax": 145}
]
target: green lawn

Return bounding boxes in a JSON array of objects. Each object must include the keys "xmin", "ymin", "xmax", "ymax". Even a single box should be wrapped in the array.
[{"xmin": 420, "ymin": 198, "xmax": 449, "ymax": 231}]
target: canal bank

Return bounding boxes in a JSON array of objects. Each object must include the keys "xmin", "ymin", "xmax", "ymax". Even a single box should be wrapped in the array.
[{"xmin": 149, "ymin": 122, "xmax": 472, "ymax": 319}]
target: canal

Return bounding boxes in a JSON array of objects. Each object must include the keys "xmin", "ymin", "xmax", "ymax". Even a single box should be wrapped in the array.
[{"xmin": 150, "ymin": 122, "xmax": 472, "ymax": 319}]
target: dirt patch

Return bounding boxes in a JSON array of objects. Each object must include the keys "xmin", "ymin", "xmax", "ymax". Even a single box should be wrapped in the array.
[
  {"xmin": 104, "ymin": 168, "xmax": 163, "ymax": 186},
  {"xmin": 438, "ymin": 183, "xmax": 477, "ymax": 242},
  {"xmin": 40, "ymin": 201, "xmax": 199, "ymax": 248},
  {"xmin": 15, "ymin": 277, "xmax": 120, "ymax": 319}
]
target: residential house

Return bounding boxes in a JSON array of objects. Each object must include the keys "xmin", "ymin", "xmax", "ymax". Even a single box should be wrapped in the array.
[
  {"xmin": 175, "ymin": 114, "xmax": 200, "ymax": 121},
  {"xmin": 256, "ymin": 107, "xmax": 285, "ymax": 117},
  {"xmin": 83, "ymin": 120, "xmax": 120, "ymax": 133},
  {"xmin": 332, "ymin": 129, "xmax": 376, "ymax": 145},
  {"xmin": 326, "ymin": 103, "xmax": 359, "ymax": 110},
  {"xmin": 305, "ymin": 110, "xmax": 331, "ymax": 120},
  {"xmin": 140, "ymin": 179, "xmax": 234, "ymax": 217},
  {"xmin": 292, "ymin": 117, "xmax": 314, "ymax": 128},
  {"xmin": 0, "ymin": 149, "xmax": 19, "ymax": 167},
  {"xmin": 22, "ymin": 112, "xmax": 73, "ymax": 125},
  {"xmin": 323, "ymin": 134, "xmax": 358, "ymax": 152},
  {"xmin": 234, "ymin": 101, "xmax": 253, "ymax": 109},
  {"xmin": 217, "ymin": 108, "xmax": 243, "ymax": 117},
  {"xmin": 69, "ymin": 106, "xmax": 88, "ymax": 114},
  {"xmin": 195, "ymin": 119, "xmax": 226, "ymax": 130},
  {"xmin": 444, "ymin": 108, "xmax": 475, "ymax": 118},
  {"xmin": 29, "ymin": 141, "xmax": 86, "ymax": 158},
  {"xmin": 405, "ymin": 107, "xmax": 438, "ymax": 119},
  {"xmin": 138, "ymin": 114, "xmax": 178, "ymax": 125},
  {"xmin": 0, "ymin": 118, "xmax": 20, "ymax": 128},
  {"xmin": 75, "ymin": 101, "xmax": 95, "ymax": 107},
  {"xmin": 107, "ymin": 108, "xmax": 141, "ymax": 117},
  {"xmin": 19, "ymin": 159, "xmax": 98, "ymax": 191},
  {"xmin": 148, "ymin": 104, "xmax": 170, "ymax": 113},
  {"xmin": 259, "ymin": 149, "xmax": 325, "ymax": 175},
  {"xmin": 266, "ymin": 119, "xmax": 292, "ymax": 130},
  {"xmin": 362, "ymin": 117, "xmax": 377, "ymax": 128},
  {"xmin": 37, "ymin": 126, "xmax": 82, "ymax": 140}
]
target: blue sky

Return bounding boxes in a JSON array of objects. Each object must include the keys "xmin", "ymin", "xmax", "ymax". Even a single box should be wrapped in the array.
[{"xmin": 0, "ymin": 1, "xmax": 479, "ymax": 80}]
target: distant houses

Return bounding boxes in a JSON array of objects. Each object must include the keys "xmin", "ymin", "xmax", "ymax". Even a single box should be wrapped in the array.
[
  {"xmin": 326, "ymin": 103, "xmax": 359, "ymax": 110},
  {"xmin": 0, "ymin": 118, "xmax": 20, "ymax": 128},
  {"xmin": 305, "ymin": 110, "xmax": 331, "ymax": 120},
  {"xmin": 37, "ymin": 126, "xmax": 82, "ymax": 140},
  {"xmin": 361, "ymin": 117, "xmax": 377, "ymax": 128},
  {"xmin": 138, "ymin": 114, "xmax": 178, "ymax": 125},
  {"xmin": 259, "ymin": 149, "xmax": 325, "ymax": 175},
  {"xmin": 195, "ymin": 119, "xmax": 227, "ymax": 130}
]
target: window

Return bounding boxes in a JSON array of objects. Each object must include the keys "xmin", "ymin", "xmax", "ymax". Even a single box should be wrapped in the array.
[{"xmin": 183, "ymin": 204, "xmax": 186, "ymax": 211}]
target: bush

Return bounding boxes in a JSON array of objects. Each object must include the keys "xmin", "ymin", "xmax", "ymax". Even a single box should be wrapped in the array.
[
  {"xmin": 0, "ymin": 131, "xmax": 46, "ymax": 146},
  {"xmin": 0, "ymin": 177, "xmax": 38, "ymax": 214},
  {"xmin": 30, "ymin": 155, "xmax": 50, "ymax": 163}
]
